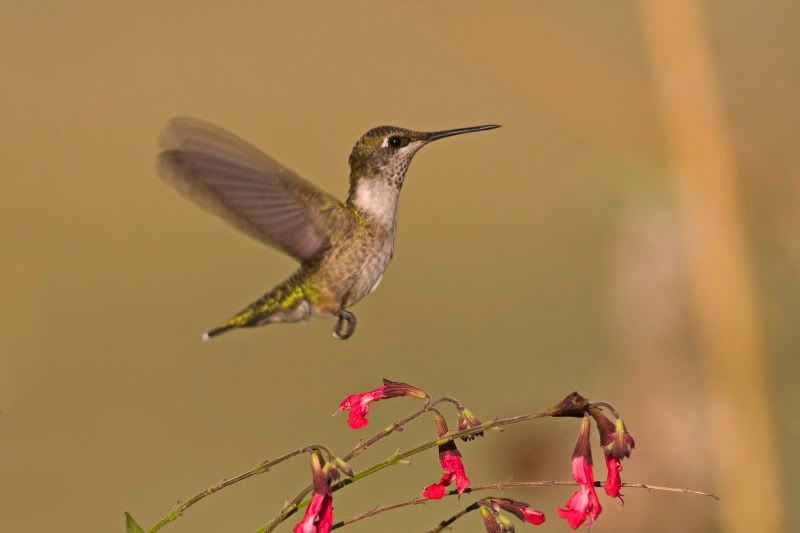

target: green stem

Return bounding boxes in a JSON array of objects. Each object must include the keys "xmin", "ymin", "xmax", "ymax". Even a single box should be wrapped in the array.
[
  {"xmin": 259, "ymin": 396, "xmax": 434, "ymax": 532},
  {"xmin": 145, "ymin": 445, "xmax": 333, "ymax": 533}
]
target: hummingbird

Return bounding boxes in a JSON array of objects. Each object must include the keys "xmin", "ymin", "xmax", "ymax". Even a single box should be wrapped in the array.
[{"xmin": 158, "ymin": 117, "xmax": 500, "ymax": 340}]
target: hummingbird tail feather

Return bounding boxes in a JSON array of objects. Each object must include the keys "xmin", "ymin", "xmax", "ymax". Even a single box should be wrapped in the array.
[{"xmin": 199, "ymin": 270, "xmax": 317, "ymax": 341}]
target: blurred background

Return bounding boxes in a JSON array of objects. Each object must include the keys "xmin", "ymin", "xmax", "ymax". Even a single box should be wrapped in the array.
[{"xmin": 1, "ymin": 2, "xmax": 796, "ymax": 532}]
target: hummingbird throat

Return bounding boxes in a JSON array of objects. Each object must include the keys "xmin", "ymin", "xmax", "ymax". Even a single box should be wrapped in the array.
[{"xmin": 347, "ymin": 177, "xmax": 401, "ymax": 227}]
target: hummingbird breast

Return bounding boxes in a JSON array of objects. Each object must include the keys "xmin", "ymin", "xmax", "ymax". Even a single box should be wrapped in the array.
[{"xmin": 315, "ymin": 222, "xmax": 396, "ymax": 310}]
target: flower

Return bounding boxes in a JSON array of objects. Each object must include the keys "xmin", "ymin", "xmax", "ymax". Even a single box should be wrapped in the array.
[
  {"xmin": 590, "ymin": 409, "xmax": 635, "ymax": 499},
  {"xmin": 457, "ymin": 408, "xmax": 484, "ymax": 441},
  {"xmin": 556, "ymin": 415, "xmax": 602, "ymax": 529},
  {"xmin": 337, "ymin": 378, "xmax": 426, "ymax": 429},
  {"xmin": 422, "ymin": 441, "xmax": 471, "ymax": 498},
  {"xmin": 603, "ymin": 453, "xmax": 623, "ymax": 499},
  {"xmin": 422, "ymin": 414, "xmax": 470, "ymax": 498},
  {"xmin": 488, "ymin": 497, "xmax": 546, "ymax": 526},
  {"xmin": 293, "ymin": 450, "xmax": 333, "ymax": 533},
  {"xmin": 293, "ymin": 491, "xmax": 332, "ymax": 533}
]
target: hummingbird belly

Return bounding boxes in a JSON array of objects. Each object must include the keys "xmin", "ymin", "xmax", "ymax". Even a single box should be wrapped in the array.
[{"xmin": 326, "ymin": 234, "xmax": 393, "ymax": 309}]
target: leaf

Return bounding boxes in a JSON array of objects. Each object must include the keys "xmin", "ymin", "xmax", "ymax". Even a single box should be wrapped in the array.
[{"xmin": 125, "ymin": 512, "xmax": 145, "ymax": 533}]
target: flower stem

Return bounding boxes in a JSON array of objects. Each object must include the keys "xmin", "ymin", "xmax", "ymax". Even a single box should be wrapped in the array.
[
  {"xmin": 426, "ymin": 502, "xmax": 480, "ymax": 533},
  {"xmin": 144, "ymin": 445, "xmax": 334, "ymax": 533},
  {"xmin": 331, "ymin": 480, "xmax": 719, "ymax": 530},
  {"xmin": 259, "ymin": 397, "xmax": 433, "ymax": 532}
]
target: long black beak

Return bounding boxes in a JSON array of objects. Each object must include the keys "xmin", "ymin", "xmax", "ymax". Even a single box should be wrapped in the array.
[{"xmin": 425, "ymin": 124, "xmax": 501, "ymax": 142}]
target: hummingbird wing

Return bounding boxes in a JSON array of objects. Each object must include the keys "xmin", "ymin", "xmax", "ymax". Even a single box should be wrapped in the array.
[{"xmin": 157, "ymin": 117, "xmax": 350, "ymax": 263}]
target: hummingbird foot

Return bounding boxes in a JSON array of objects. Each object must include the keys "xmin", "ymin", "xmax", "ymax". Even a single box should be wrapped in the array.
[{"xmin": 332, "ymin": 309, "xmax": 357, "ymax": 340}]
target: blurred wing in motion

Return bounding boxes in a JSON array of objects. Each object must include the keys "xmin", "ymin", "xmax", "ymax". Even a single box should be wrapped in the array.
[{"xmin": 158, "ymin": 117, "xmax": 347, "ymax": 262}]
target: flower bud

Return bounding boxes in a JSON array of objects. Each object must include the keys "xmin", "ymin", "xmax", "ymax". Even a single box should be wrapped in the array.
[
  {"xmin": 309, "ymin": 450, "xmax": 328, "ymax": 495},
  {"xmin": 611, "ymin": 417, "xmax": 636, "ymax": 459},
  {"xmin": 333, "ymin": 457, "xmax": 354, "ymax": 478},
  {"xmin": 457, "ymin": 408, "xmax": 484, "ymax": 441},
  {"xmin": 382, "ymin": 378, "xmax": 427, "ymax": 399},
  {"xmin": 479, "ymin": 505, "xmax": 504, "ymax": 533},
  {"xmin": 545, "ymin": 392, "xmax": 591, "ymax": 418},
  {"xmin": 489, "ymin": 498, "xmax": 546, "ymax": 525},
  {"xmin": 434, "ymin": 413, "xmax": 449, "ymax": 438}
]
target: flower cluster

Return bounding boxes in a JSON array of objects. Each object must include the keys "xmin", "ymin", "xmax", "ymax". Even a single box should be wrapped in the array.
[
  {"xmin": 131, "ymin": 378, "xmax": 708, "ymax": 533},
  {"xmin": 547, "ymin": 393, "xmax": 636, "ymax": 529},
  {"xmin": 332, "ymin": 382, "xmax": 636, "ymax": 532}
]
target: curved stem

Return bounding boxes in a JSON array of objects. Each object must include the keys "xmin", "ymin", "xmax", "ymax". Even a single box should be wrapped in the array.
[
  {"xmin": 589, "ymin": 401, "xmax": 621, "ymax": 418},
  {"xmin": 430, "ymin": 397, "xmax": 464, "ymax": 412},
  {"xmin": 331, "ymin": 480, "xmax": 719, "ymax": 530},
  {"xmin": 260, "ymin": 397, "xmax": 433, "ymax": 532},
  {"xmin": 426, "ymin": 502, "xmax": 480, "ymax": 533},
  {"xmin": 145, "ymin": 444, "xmax": 333, "ymax": 533}
]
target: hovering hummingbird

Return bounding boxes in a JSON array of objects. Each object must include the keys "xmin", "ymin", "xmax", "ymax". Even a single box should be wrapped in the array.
[{"xmin": 158, "ymin": 117, "xmax": 500, "ymax": 340}]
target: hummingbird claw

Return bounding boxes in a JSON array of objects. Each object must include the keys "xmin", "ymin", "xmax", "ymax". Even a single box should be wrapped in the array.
[{"xmin": 332, "ymin": 310, "xmax": 356, "ymax": 340}]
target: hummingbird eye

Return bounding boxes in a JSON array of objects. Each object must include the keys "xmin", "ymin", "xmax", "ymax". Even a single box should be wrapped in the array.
[{"xmin": 387, "ymin": 135, "xmax": 410, "ymax": 148}]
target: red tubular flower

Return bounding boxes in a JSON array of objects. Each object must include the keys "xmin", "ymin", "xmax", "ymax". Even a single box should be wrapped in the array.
[
  {"xmin": 293, "ymin": 451, "xmax": 334, "ymax": 533},
  {"xmin": 337, "ymin": 378, "xmax": 426, "ymax": 429},
  {"xmin": 603, "ymin": 453, "xmax": 623, "ymax": 499},
  {"xmin": 422, "ymin": 414, "xmax": 470, "ymax": 499},
  {"xmin": 591, "ymin": 409, "xmax": 635, "ymax": 499},
  {"xmin": 557, "ymin": 415, "xmax": 602, "ymax": 529},
  {"xmin": 293, "ymin": 491, "xmax": 332, "ymax": 533},
  {"xmin": 337, "ymin": 387, "xmax": 384, "ymax": 429},
  {"xmin": 422, "ymin": 442, "xmax": 471, "ymax": 498}
]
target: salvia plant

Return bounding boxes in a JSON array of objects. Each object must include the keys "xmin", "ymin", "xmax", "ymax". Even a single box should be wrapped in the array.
[{"xmin": 125, "ymin": 379, "xmax": 716, "ymax": 533}]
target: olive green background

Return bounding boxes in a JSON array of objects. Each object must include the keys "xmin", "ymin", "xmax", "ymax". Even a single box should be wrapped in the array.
[{"xmin": 1, "ymin": 2, "xmax": 797, "ymax": 532}]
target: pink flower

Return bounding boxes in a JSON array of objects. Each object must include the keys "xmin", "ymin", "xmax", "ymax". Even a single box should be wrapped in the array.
[
  {"xmin": 590, "ymin": 409, "xmax": 634, "ymax": 500},
  {"xmin": 557, "ymin": 416, "xmax": 602, "ymax": 529},
  {"xmin": 557, "ymin": 456, "xmax": 602, "ymax": 529},
  {"xmin": 337, "ymin": 387, "xmax": 384, "ymax": 429},
  {"xmin": 293, "ymin": 491, "xmax": 333, "ymax": 533},
  {"xmin": 422, "ymin": 483, "xmax": 446, "ymax": 500},
  {"xmin": 293, "ymin": 450, "xmax": 334, "ymax": 533},
  {"xmin": 337, "ymin": 379, "xmax": 427, "ymax": 429},
  {"xmin": 422, "ymin": 449, "xmax": 471, "ymax": 498},
  {"xmin": 604, "ymin": 453, "xmax": 623, "ymax": 499},
  {"xmin": 422, "ymin": 415, "xmax": 471, "ymax": 498},
  {"xmin": 520, "ymin": 507, "xmax": 546, "ymax": 525}
]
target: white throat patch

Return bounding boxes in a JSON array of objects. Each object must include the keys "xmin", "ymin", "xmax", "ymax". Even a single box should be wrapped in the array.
[{"xmin": 351, "ymin": 179, "xmax": 400, "ymax": 227}]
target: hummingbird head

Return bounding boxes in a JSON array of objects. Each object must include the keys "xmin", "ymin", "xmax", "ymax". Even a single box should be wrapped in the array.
[{"xmin": 347, "ymin": 124, "xmax": 501, "ymax": 189}]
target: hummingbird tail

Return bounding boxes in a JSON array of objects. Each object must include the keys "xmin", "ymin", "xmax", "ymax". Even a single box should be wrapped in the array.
[{"xmin": 200, "ymin": 268, "xmax": 318, "ymax": 342}]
